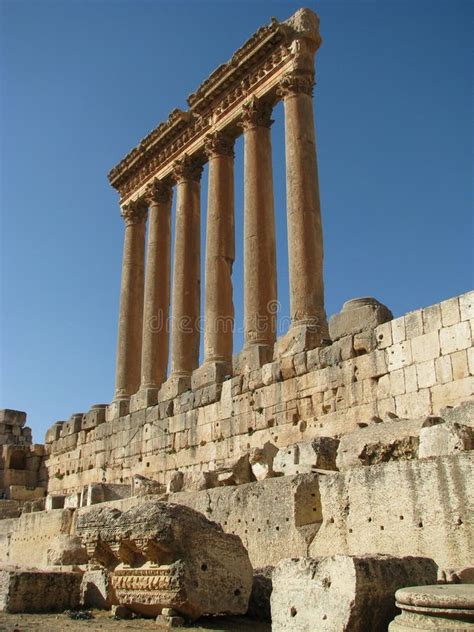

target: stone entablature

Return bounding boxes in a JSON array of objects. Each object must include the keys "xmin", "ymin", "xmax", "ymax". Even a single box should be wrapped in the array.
[
  {"xmin": 44, "ymin": 292, "xmax": 474, "ymax": 497},
  {"xmin": 108, "ymin": 10, "xmax": 320, "ymax": 202}
]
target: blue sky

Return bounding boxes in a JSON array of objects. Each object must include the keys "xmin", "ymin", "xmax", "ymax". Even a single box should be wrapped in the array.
[{"xmin": 1, "ymin": 0, "xmax": 472, "ymax": 443}]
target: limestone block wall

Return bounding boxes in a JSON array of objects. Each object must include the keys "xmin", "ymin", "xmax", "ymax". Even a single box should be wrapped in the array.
[
  {"xmin": 44, "ymin": 292, "xmax": 473, "ymax": 496},
  {"xmin": 1, "ymin": 454, "xmax": 472, "ymax": 571}
]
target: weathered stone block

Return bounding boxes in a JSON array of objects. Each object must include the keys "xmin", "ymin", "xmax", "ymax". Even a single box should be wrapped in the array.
[
  {"xmin": 76, "ymin": 501, "xmax": 252, "ymax": 620},
  {"xmin": 419, "ymin": 420, "xmax": 473, "ymax": 459},
  {"xmin": 0, "ymin": 409, "xmax": 26, "ymax": 427},
  {"xmin": 81, "ymin": 569, "xmax": 117, "ymax": 609},
  {"xmin": 336, "ymin": 418, "xmax": 425, "ymax": 470},
  {"xmin": 271, "ymin": 555, "xmax": 437, "ymax": 632},
  {"xmin": 441, "ymin": 296, "xmax": 461, "ymax": 327},
  {"xmin": 329, "ymin": 297, "xmax": 392, "ymax": 342},
  {"xmin": 0, "ymin": 569, "xmax": 82, "ymax": 612}
]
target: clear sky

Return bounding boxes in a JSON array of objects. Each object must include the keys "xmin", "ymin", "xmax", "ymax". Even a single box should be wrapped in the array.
[{"xmin": 1, "ymin": 0, "xmax": 472, "ymax": 443}]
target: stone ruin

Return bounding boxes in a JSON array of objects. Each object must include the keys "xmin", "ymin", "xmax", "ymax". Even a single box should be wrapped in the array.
[{"xmin": 1, "ymin": 7, "xmax": 473, "ymax": 631}]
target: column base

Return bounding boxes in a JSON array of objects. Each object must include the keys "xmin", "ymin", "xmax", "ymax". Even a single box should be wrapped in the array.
[
  {"xmin": 191, "ymin": 361, "xmax": 232, "ymax": 390},
  {"xmin": 274, "ymin": 322, "xmax": 327, "ymax": 359},
  {"xmin": 130, "ymin": 387, "xmax": 160, "ymax": 412},
  {"xmin": 233, "ymin": 344, "xmax": 274, "ymax": 374},
  {"xmin": 106, "ymin": 398, "xmax": 130, "ymax": 422},
  {"xmin": 158, "ymin": 374, "xmax": 191, "ymax": 402}
]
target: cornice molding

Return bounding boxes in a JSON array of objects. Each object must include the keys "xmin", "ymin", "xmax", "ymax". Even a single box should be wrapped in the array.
[{"xmin": 108, "ymin": 8, "xmax": 321, "ymax": 202}]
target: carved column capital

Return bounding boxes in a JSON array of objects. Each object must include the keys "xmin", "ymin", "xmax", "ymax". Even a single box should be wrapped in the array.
[
  {"xmin": 204, "ymin": 131, "xmax": 235, "ymax": 159},
  {"xmin": 121, "ymin": 199, "xmax": 148, "ymax": 226},
  {"xmin": 239, "ymin": 97, "xmax": 273, "ymax": 131},
  {"xmin": 172, "ymin": 154, "xmax": 203, "ymax": 184},
  {"xmin": 144, "ymin": 179, "xmax": 172, "ymax": 205},
  {"xmin": 277, "ymin": 72, "xmax": 315, "ymax": 98}
]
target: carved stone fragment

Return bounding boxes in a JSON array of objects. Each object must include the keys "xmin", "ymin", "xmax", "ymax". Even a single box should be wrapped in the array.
[{"xmin": 76, "ymin": 501, "xmax": 252, "ymax": 620}]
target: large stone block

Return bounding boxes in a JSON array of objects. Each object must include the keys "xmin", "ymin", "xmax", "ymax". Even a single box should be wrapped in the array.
[
  {"xmin": 329, "ymin": 297, "xmax": 392, "ymax": 342},
  {"xmin": 0, "ymin": 409, "xmax": 26, "ymax": 427},
  {"xmin": 271, "ymin": 555, "xmax": 437, "ymax": 632},
  {"xmin": 76, "ymin": 501, "xmax": 252, "ymax": 620},
  {"xmin": 0, "ymin": 569, "xmax": 82, "ymax": 613},
  {"xmin": 419, "ymin": 420, "xmax": 473, "ymax": 459},
  {"xmin": 311, "ymin": 454, "xmax": 474, "ymax": 570},
  {"xmin": 336, "ymin": 418, "xmax": 426, "ymax": 470}
]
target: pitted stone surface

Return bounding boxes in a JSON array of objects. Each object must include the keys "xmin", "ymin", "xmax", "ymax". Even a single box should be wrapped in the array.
[
  {"xmin": 76, "ymin": 501, "xmax": 252, "ymax": 620},
  {"xmin": 271, "ymin": 555, "xmax": 437, "ymax": 632}
]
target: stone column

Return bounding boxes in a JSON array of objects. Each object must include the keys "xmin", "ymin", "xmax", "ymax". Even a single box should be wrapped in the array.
[
  {"xmin": 113, "ymin": 199, "xmax": 147, "ymax": 406},
  {"xmin": 161, "ymin": 155, "xmax": 202, "ymax": 400},
  {"xmin": 192, "ymin": 132, "xmax": 235, "ymax": 389},
  {"xmin": 277, "ymin": 68, "xmax": 329, "ymax": 352},
  {"xmin": 131, "ymin": 180, "xmax": 173, "ymax": 411},
  {"xmin": 238, "ymin": 96, "xmax": 277, "ymax": 371}
]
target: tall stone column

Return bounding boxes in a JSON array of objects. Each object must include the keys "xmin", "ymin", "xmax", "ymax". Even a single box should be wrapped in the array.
[
  {"xmin": 192, "ymin": 132, "xmax": 235, "ymax": 389},
  {"xmin": 113, "ymin": 199, "xmax": 147, "ymax": 405},
  {"xmin": 238, "ymin": 97, "xmax": 277, "ymax": 371},
  {"xmin": 161, "ymin": 155, "xmax": 202, "ymax": 400},
  {"xmin": 131, "ymin": 180, "xmax": 173, "ymax": 411}
]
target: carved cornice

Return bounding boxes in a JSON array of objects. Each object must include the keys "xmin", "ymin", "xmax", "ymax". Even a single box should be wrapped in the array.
[
  {"xmin": 204, "ymin": 131, "xmax": 235, "ymax": 159},
  {"xmin": 277, "ymin": 72, "xmax": 315, "ymax": 98},
  {"xmin": 145, "ymin": 179, "xmax": 172, "ymax": 205},
  {"xmin": 108, "ymin": 8, "xmax": 321, "ymax": 202},
  {"xmin": 121, "ymin": 199, "xmax": 148, "ymax": 226},
  {"xmin": 240, "ymin": 96, "xmax": 273, "ymax": 131},
  {"xmin": 172, "ymin": 154, "xmax": 204, "ymax": 184}
]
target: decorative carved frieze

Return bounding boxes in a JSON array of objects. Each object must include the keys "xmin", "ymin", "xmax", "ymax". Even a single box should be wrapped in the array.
[
  {"xmin": 120, "ymin": 199, "xmax": 148, "ymax": 226},
  {"xmin": 172, "ymin": 154, "xmax": 204, "ymax": 184},
  {"xmin": 108, "ymin": 8, "xmax": 322, "ymax": 202},
  {"xmin": 204, "ymin": 131, "xmax": 235, "ymax": 159},
  {"xmin": 240, "ymin": 96, "xmax": 273, "ymax": 131},
  {"xmin": 277, "ymin": 71, "xmax": 315, "ymax": 98},
  {"xmin": 144, "ymin": 179, "xmax": 172, "ymax": 205}
]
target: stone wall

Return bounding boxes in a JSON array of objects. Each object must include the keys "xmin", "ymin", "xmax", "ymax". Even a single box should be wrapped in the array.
[
  {"xmin": 1, "ymin": 453, "xmax": 472, "ymax": 571},
  {"xmin": 44, "ymin": 292, "xmax": 473, "ymax": 496}
]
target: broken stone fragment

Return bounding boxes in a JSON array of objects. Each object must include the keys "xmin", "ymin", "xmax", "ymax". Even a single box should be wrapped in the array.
[
  {"xmin": 271, "ymin": 554, "xmax": 437, "ymax": 632},
  {"xmin": 76, "ymin": 501, "xmax": 252, "ymax": 620},
  {"xmin": 274, "ymin": 437, "xmax": 339, "ymax": 475},
  {"xmin": 419, "ymin": 420, "xmax": 473, "ymax": 459},
  {"xmin": 215, "ymin": 454, "xmax": 256, "ymax": 486},
  {"xmin": 336, "ymin": 417, "xmax": 427, "ymax": 470},
  {"xmin": 132, "ymin": 474, "xmax": 167, "ymax": 497},
  {"xmin": 46, "ymin": 534, "xmax": 88, "ymax": 566},
  {"xmin": 249, "ymin": 442, "xmax": 279, "ymax": 480}
]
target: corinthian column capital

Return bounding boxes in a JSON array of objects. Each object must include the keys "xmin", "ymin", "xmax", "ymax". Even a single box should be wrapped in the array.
[
  {"xmin": 172, "ymin": 154, "xmax": 203, "ymax": 184},
  {"xmin": 120, "ymin": 199, "xmax": 148, "ymax": 226},
  {"xmin": 277, "ymin": 71, "xmax": 315, "ymax": 98},
  {"xmin": 204, "ymin": 131, "xmax": 235, "ymax": 159},
  {"xmin": 240, "ymin": 96, "xmax": 273, "ymax": 131},
  {"xmin": 145, "ymin": 179, "xmax": 172, "ymax": 205}
]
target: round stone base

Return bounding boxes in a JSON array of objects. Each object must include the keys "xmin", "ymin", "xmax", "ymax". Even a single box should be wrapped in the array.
[{"xmin": 389, "ymin": 585, "xmax": 474, "ymax": 631}]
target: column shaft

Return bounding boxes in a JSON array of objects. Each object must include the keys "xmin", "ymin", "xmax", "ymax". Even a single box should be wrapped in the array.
[
  {"xmin": 242, "ymin": 98, "xmax": 277, "ymax": 349},
  {"xmin": 114, "ymin": 201, "xmax": 147, "ymax": 399},
  {"xmin": 281, "ymin": 72, "xmax": 328, "ymax": 336},
  {"xmin": 170, "ymin": 156, "xmax": 202, "ymax": 377},
  {"xmin": 140, "ymin": 181, "xmax": 172, "ymax": 389},
  {"xmin": 203, "ymin": 133, "xmax": 235, "ymax": 367}
]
